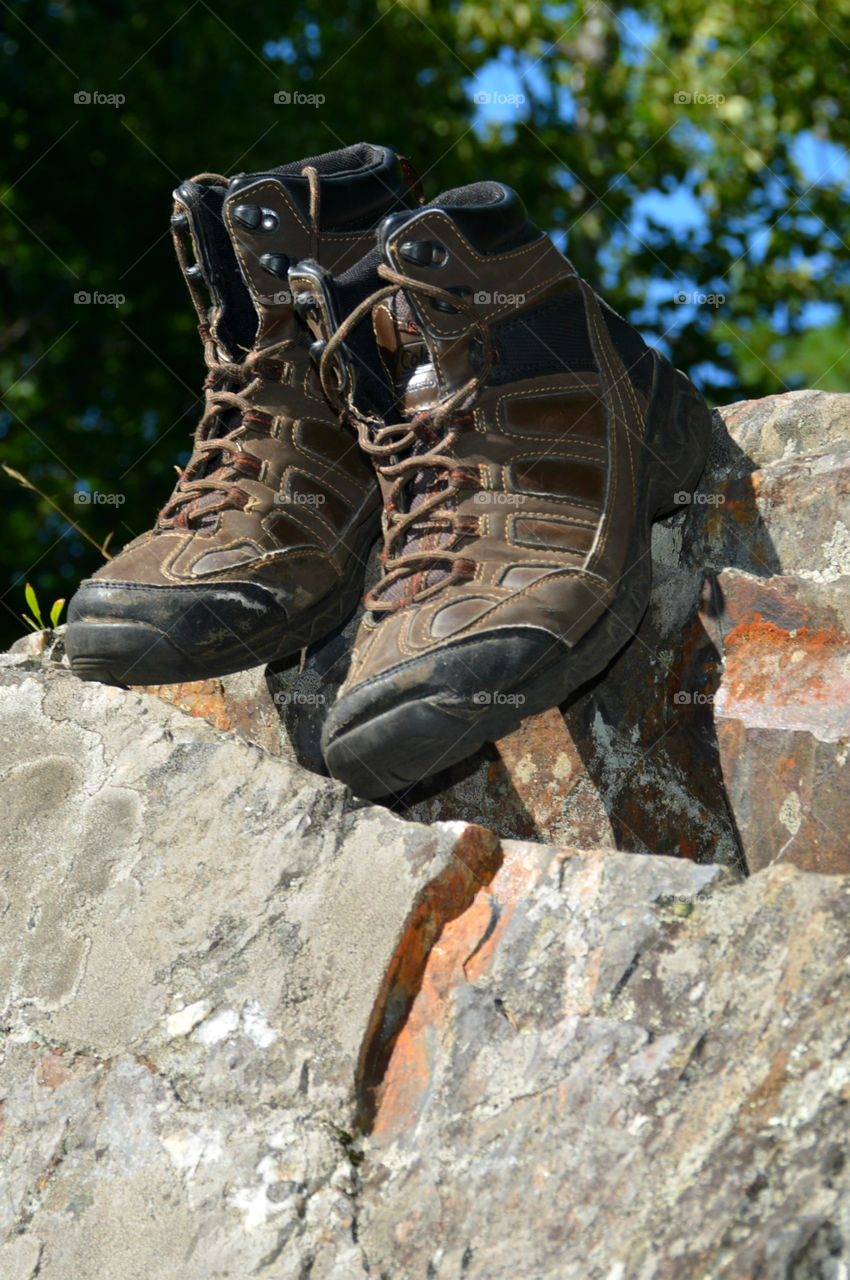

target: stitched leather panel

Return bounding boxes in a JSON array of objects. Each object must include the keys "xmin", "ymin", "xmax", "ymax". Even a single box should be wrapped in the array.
[
  {"xmin": 509, "ymin": 514, "xmax": 596, "ymax": 555},
  {"xmin": 508, "ymin": 456, "xmax": 606, "ymax": 506},
  {"xmin": 498, "ymin": 386, "xmax": 607, "ymax": 443}
]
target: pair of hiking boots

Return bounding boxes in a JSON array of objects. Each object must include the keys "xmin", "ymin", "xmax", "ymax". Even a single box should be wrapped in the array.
[{"xmin": 65, "ymin": 142, "xmax": 713, "ymax": 800}]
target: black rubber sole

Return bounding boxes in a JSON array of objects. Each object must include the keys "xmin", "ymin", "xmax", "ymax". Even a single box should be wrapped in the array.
[
  {"xmin": 322, "ymin": 359, "xmax": 714, "ymax": 799},
  {"xmin": 65, "ymin": 518, "xmax": 378, "ymax": 687}
]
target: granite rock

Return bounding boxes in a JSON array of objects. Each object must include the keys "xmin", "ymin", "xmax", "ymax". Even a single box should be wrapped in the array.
[
  {"xmin": 3, "ymin": 661, "xmax": 850, "ymax": 1276},
  {"xmin": 357, "ymin": 842, "xmax": 850, "ymax": 1280},
  {"xmin": 0, "ymin": 659, "xmax": 497, "ymax": 1279}
]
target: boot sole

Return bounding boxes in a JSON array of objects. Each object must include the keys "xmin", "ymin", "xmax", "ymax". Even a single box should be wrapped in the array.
[
  {"xmin": 66, "ymin": 517, "xmax": 378, "ymax": 687},
  {"xmin": 322, "ymin": 360, "xmax": 714, "ymax": 798}
]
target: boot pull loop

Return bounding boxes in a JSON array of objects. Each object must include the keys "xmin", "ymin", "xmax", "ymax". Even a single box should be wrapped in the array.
[{"xmin": 301, "ymin": 164, "xmax": 321, "ymax": 261}]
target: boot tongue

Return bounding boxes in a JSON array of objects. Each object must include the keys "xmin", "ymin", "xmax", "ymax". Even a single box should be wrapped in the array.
[
  {"xmin": 172, "ymin": 178, "xmax": 258, "ymax": 359},
  {"xmin": 287, "ymin": 248, "xmax": 398, "ymax": 421},
  {"xmin": 366, "ymin": 184, "xmax": 532, "ymax": 608},
  {"xmin": 372, "ymin": 290, "xmax": 434, "ymax": 404},
  {"xmin": 303, "ymin": 263, "xmax": 449, "ymax": 610}
]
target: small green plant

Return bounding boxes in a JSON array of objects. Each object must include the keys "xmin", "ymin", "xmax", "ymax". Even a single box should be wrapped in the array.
[
  {"xmin": 3, "ymin": 463, "xmax": 113, "ymax": 639},
  {"xmin": 22, "ymin": 582, "xmax": 66, "ymax": 633}
]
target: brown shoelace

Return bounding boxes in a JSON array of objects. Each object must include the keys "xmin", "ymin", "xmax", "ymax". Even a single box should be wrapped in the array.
[
  {"xmin": 318, "ymin": 265, "xmax": 497, "ymax": 611},
  {"xmin": 157, "ymin": 167, "xmax": 322, "ymax": 531},
  {"xmin": 155, "ymin": 336, "xmax": 290, "ymax": 530}
]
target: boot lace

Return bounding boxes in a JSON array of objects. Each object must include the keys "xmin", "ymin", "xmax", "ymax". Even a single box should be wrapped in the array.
[
  {"xmin": 155, "ymin": 335, "xmax": 291, "ymax": 530},
  {"xmin": 318, "ymin": 265, "xmax": 497, "ymax": 612},
  {"xmin": 157, "ymin": 166, "xmax": 323, "ymax": 531}
]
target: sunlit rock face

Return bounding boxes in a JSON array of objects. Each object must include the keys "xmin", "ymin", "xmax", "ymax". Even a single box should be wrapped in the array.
[{"xmin": 2, "ymin": 389, "xmax": 849, "ymax": 1279}]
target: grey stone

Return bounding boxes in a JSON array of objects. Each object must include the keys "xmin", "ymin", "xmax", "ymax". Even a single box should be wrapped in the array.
[
  {"xmin": 716, "ymin": 389, "xmax": 850, "ymax": 469},
  {"xmin": 0, "ymin": 663, "xmax": 495, "ymax": 1279},
  {"xmin": 356, "ymin": 844, "xmax": 850, "ymax": 1280}
]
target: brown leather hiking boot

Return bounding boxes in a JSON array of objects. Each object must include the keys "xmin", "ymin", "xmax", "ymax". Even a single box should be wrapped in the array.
[
  {"xmin": 66, "ymin": 144, "xmax": 416, "ymax": 686},
  {"xmin": 294, "ymin": 181, "xmax": 713, "ymax": 798}
]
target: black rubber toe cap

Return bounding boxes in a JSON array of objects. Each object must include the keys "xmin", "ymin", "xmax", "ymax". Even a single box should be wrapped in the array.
[
  {"xmin": 321, "ymin": 626, "xmax": 569, "ymax": 799},
  {"xmin": 65, "ymin": 578, "xmax": 290, "ymax": 685}
]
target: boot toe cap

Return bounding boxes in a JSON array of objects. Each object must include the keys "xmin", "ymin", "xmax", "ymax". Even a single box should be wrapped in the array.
[{"xmin": 321, "ymin": 625, "xmax": 569, "ymax": 798}]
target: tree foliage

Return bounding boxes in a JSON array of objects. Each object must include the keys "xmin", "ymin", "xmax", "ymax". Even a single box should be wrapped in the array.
[{"xmin": 1, "ymin": 0, "xmax": 848, "ymax": 647}]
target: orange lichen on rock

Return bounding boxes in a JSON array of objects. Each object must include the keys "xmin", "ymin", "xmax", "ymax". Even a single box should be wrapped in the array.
[
  {"xmin": 724, "ymin": 618, "xmax": 846, "ymax": 655},
  {"xmin": 720, "ymin": 619, "xmax": 849, "ymax": 707},
  {"xmin": 136, "ymin": 679, "xmax": 232, "ymax": 731},
  {"xmin": 372, "ymin": 841, "xmax": 555, "ymax": 1139},
  {"xmin": 357, "ymin": 824, "xmax": 503, "ymax": 1128},
  {"xmin": 37, "ymin": 1051, "xmax": 75, "ymax": 1090}
]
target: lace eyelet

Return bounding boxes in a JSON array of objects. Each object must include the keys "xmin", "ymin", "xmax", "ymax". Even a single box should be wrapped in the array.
[
  {"xmin": 399, "ymin": 240, "xmax": 449, "ymax": 268},
  {"xmin": 430, "ymin": 285, "xmax": 473, "ymax": 314},
  {"xmin": 232, "ymin": 204, "xmax": 280, "ymax": 234}
]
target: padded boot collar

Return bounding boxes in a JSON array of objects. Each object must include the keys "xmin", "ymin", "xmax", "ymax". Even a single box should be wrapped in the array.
[
  {"xmin": 229, "ymin": 143, "xmax": 413, "ymax": 233},
  {"xmin": 379, "ymin": 182, "xmax": 539, "ymax": 259}
]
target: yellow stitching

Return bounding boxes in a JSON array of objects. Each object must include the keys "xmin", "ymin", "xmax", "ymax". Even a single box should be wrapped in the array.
[
  {"xmin": 493, "ymin": 381, "xmax": 606, "ymax": 444},
  {"xmin": 510, "ymin": 513, "xmax": 597, "ymax": 529},
  {"xmin": 398, "ymin": 565, "xmax": 610, "ymax": 646},
  {"xmin": 262, "ymin": 503, "xmax": 329, "ymax": 549},
  {"xmin": 226, "ymin": 181, "xmax": 309, "ymax": 284},
  {"xmin": 284, "ymin": 464, "xmax": 352, "ymax": 507},
  {"xmin": 499, "ymin": 475, "xmax": 602, "ymax": 513},
  {"xmin": 503, "ymin": 453, "xmax": 608, "ymax": 491}
]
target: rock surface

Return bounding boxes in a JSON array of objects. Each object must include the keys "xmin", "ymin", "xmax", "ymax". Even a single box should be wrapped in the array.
[
  {"xmin": 2, "ymin": 658, "xmax": 850, "ymax": 1278},
  {"xmin": 0, "ymin": 656, "xmax": 498, "ymax": 1279},
  {"xmin": 707, "ymin": 569, "xmax": 850, "ymax": 875},
  {"xmin": 361, "ymin": 843, "xmax": 850, "ymax": 1280},
  {"xmin": 2, "ymin": 389, "xmax": 849, "ymax": 1277}
]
